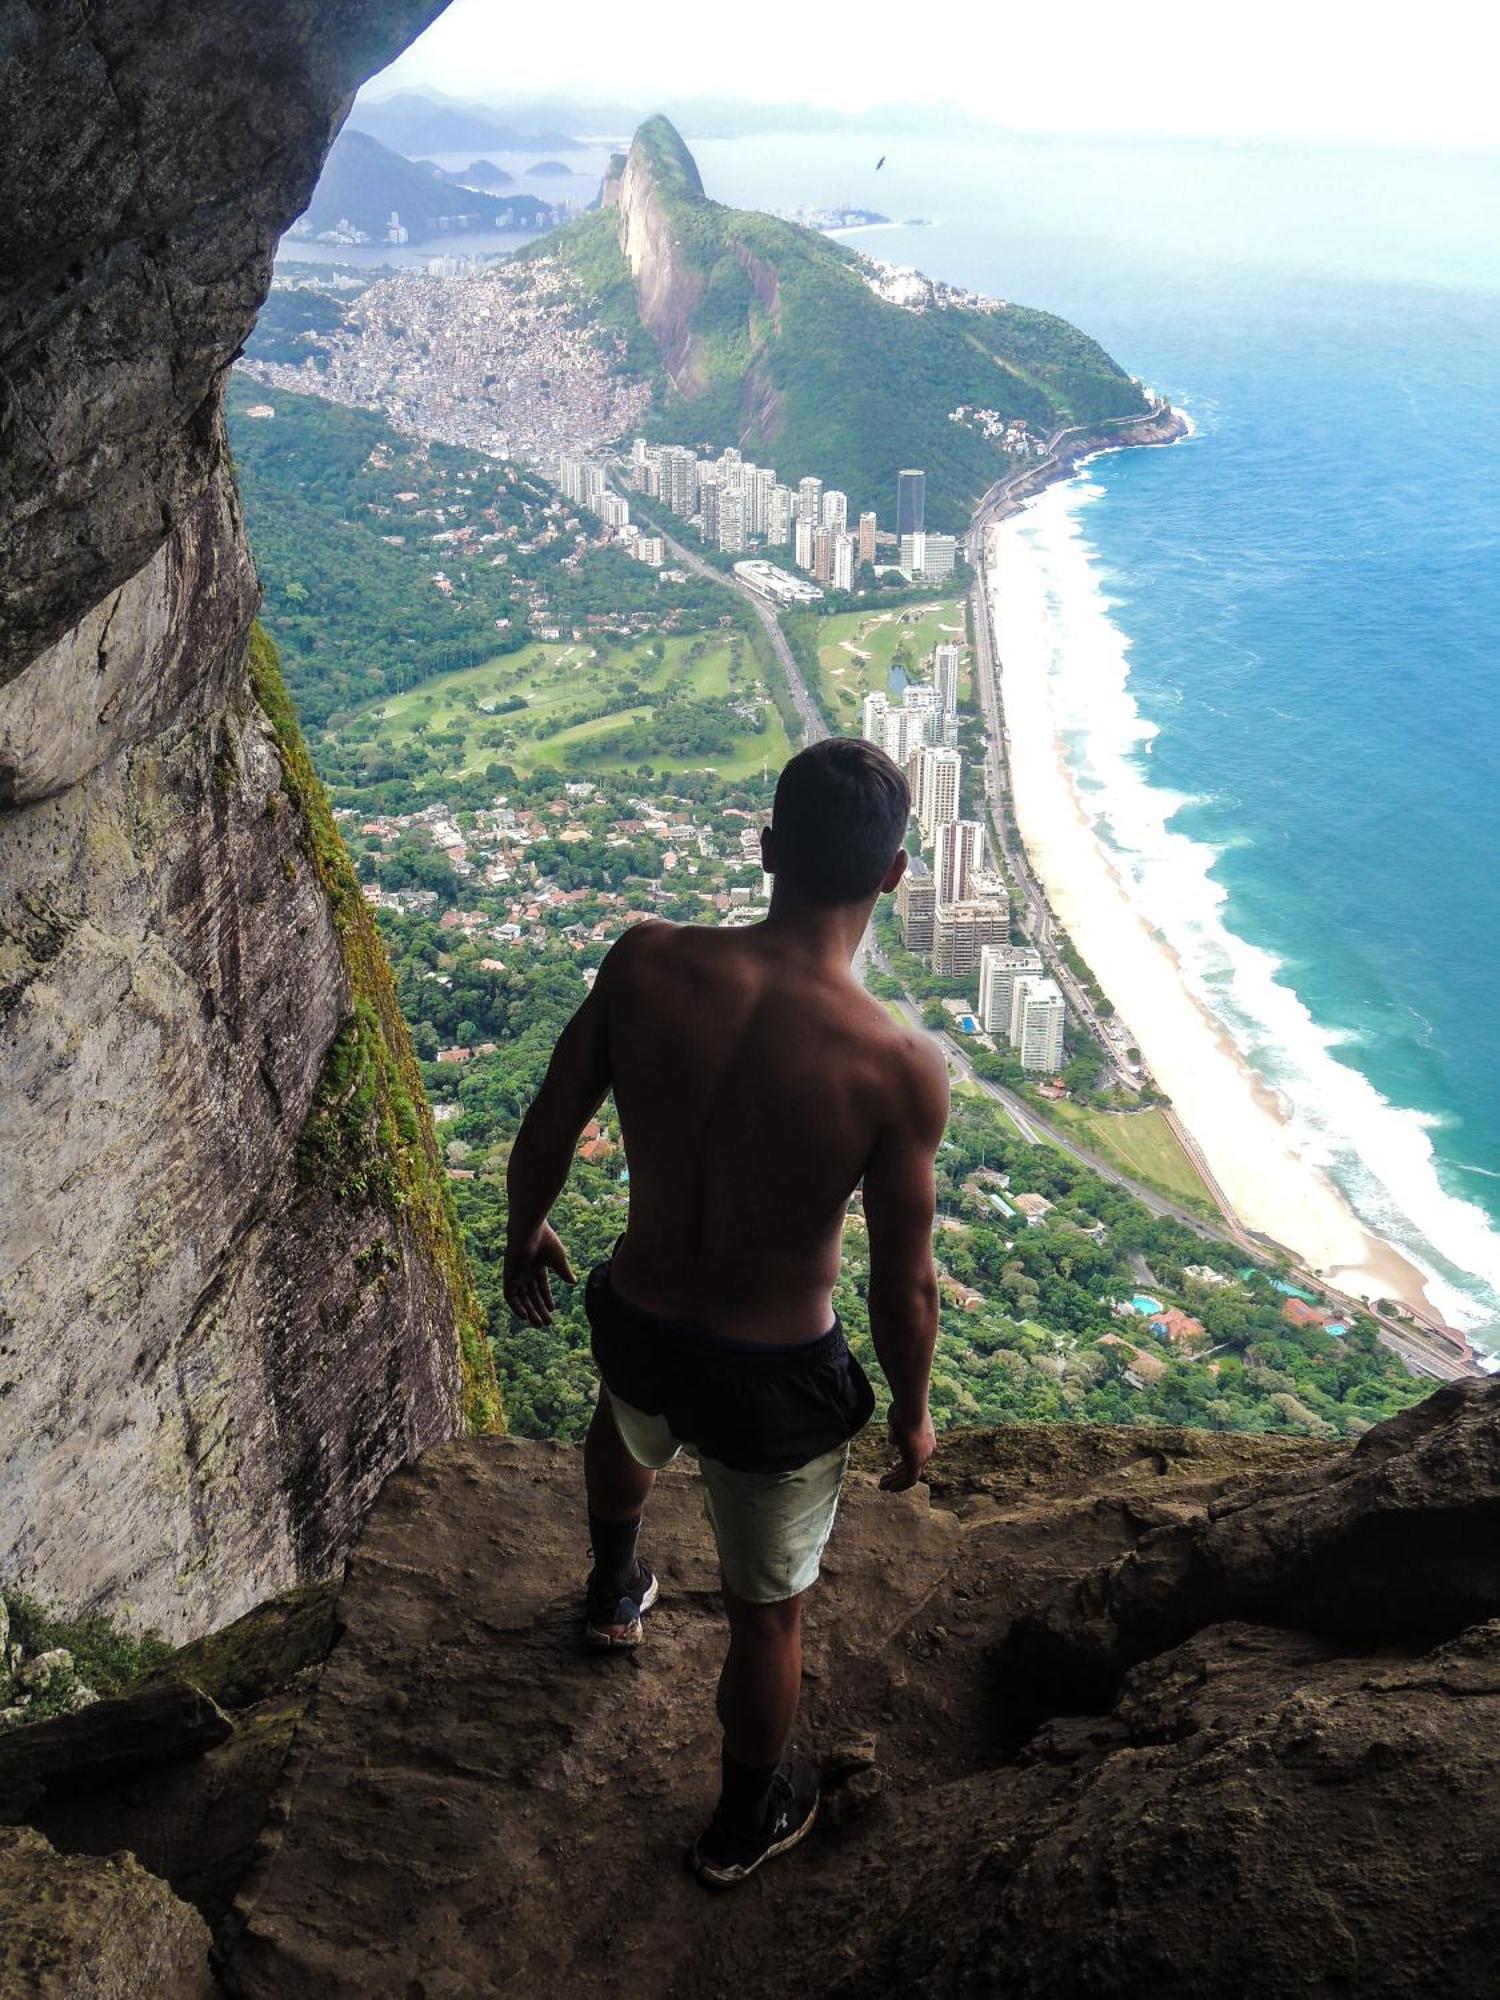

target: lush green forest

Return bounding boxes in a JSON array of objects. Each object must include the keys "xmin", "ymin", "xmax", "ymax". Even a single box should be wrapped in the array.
[{"xmin": 535, "ymin": 116, "xmax": 1149, "ymax": 530}]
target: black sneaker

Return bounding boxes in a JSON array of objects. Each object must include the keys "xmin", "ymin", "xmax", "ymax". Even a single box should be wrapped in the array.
[
  {"xmin": 693, "ymin": 1761, "xmax": 821, "ymax": 1888},
  {"xmin": 583, "ymin": 1559, "xmax": 659, "ymax": 1650}
]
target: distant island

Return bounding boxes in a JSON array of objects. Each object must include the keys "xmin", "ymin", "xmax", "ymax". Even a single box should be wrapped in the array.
[
  {"xmin": 445, "ymin": 158, "xmax": 514, "ymax": 191},
  {"xmin": 528, "ymin": 160, "xmax": 575, "ymax": 177},
  {"xmin": 777, "ymin": 205, "xmax": 891, "ymax": 231}
]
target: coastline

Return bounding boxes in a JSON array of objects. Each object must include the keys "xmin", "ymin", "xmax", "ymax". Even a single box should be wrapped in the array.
[{"xmin": 982, "ymin": 477, "xmax": 1439, "ymax": 1318}]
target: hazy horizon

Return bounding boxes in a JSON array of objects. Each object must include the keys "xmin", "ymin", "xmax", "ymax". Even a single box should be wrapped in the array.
[{"xmin": 361, "ymin": 0, "xmax": 1500, "ymax": 151}]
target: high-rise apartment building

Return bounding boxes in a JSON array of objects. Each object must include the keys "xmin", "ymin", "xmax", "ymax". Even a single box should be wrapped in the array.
[
  {"xmin": 832, "ymin": 532, "xmax": 856, "ymax": 592},
  {"xmin": 933, "ymin": 818, "xmax": 984, "ymax": 907},
  {"xmin": 598, "ymin": 491, "xmax": 630, "ymax": 531},
  {"xmin": 977, "ymin": 944, "xmax": 1043, "ymax": 1037},
  {"xmin": 797, "ymin": 475, "xmax": 824, "ymax": 524},
  {"xmin": 900, "ymin": 530, "xmax": 927, "ymax": 577},
  {"xmin": 1011, "ymin": 975, "xmax": 1066, "ymax": 1072},
  {"xmin": 861, "ymin": 691, "xmax": 890, "ymax": 746},
  {"xmin": 895, "ymin": 860, "xmax": 935, "ymax": 953},
  {"xmin": 717, "ymin": 488, "xmax": 746, "ymax": 553},
  {"xmin": 699, "ymin": 478, "xmax": 721, "ymax": 544},
  {"xmin": 897, "ymin": 468, "xmax": 926, "ymax": 538},
  {"xmin": 794, "ymin": 513, "xmax": 816, "ymax": 572},
  {"xmin": 902, "ymin": 684, "xmax": 942, "ymax": 745},
  {"xmin": 767, "ymin": 484, "xmax": 794, "ymax": 545},
  {"xmin": 931, "ymin": 900, "xmax": 1008, "ymax": 976},
  {"xmin": 811, "ymin": 525, "xmax": 835, "ymax": 584},
  {"xmin": 914, "ymin": 745, "xmax": 961, "ymax": 837},
  {"xmin": 858, "ymin": 511, "xmax": 878, "ymax": 566},
  {"xmin": 662, "ymin": 447, "xmax": 699, "ymax": 517},
  {"xmin": 933, "ymin": 643, "xmax": 961, "ymax": 716},
  {"xmin": 921, "ymin": 532, "xmax": 958, "ymax": 580},
  {"xmin": 822, "ymin": 489, "xmax": 848, "ymax": 533}
]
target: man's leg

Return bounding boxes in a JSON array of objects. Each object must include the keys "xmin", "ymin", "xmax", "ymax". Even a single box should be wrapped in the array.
[
  {"xmin": 716, "ymin": 1583, "xmax": 803, "ymax": 1768},
  {"xmin": 583, "ymin": 1391, "xmax": 656, "ymax": 1639}
]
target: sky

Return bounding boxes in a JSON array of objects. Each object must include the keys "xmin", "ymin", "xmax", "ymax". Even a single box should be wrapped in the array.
[{"xmin": 366, "ymin": 0, "xmax": 1500, "ymax": 149}]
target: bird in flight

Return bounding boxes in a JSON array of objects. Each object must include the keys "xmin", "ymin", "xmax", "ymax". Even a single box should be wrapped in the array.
[{"xmin": 875, "ymin": 155, "xmax": 886, "ymax": 171}]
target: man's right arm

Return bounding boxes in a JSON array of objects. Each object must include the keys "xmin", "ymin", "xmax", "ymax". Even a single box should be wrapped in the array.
[{"xmin": 861, "ymin": 1037, "xmax": 950, "ymax": 1491}]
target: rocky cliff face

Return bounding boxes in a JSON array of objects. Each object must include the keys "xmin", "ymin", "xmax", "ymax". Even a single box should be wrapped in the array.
[
  {"xmin": 0, "ymin": 1, "xmax": 496, "ymax": 1640},
  {"xmin": 604, "ymin": 117, "xmax": 709, "ymax": 394}
]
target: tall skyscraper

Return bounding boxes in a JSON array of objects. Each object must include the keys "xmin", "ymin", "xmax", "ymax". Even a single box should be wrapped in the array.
[
  {"xmin": 931, "ymin": 899, "xmax": 1008, "ymax": 975},
  {"xmin": 895, "ymin": 861, "xmax": 935, "ymax": 953},
  {"xmin": 914, "ymin": 745, "xmax": 961, "ymax": 837},
  {"xmin": 717, "ymin": 488, "xmax": 746, "ymax": 553},
  {"xmin": 822, "ymin": 489, "xmax": 848, "ymax": 533},
  {"xmin": 934, "ymin": 819, "xmax": 984, "ymax": 907},
  {"xmin": 977, "ymin": 944, "xmax": 1043, "ymax": 1037},
  {"xmin": 794, "ymin": 513, "xmax": 816, "ymax": 572},
  {"xmin": 897, "ymin": 468, "xmax": 926, "ymax": 538},
  {"xmin": 902, "ymin": 683, "xmax": 942, "ymax": 744},
  {"xmin": 857, "ymin": 511, "xmax": 878, "ymax": 566},
  {"xmin": 1011, "ymin": 976, "xmax": 1066, "ymax": 1071},
  {"xmin": 811, "ymin": 525, "xmax": 835, "ymax": 583},
  {"xmin": 767, "ymin": 484, "xmax": 794, "ymax": 545},
  {"xmin": 934, "ymin": 643, "xmax": 961, "ymax": 715},
  {"xmin": 861, "ymin": 691, "xmax": 890, "ymax": 746},
  {"xmin": 797, "ymin": 475, "xmax": 823, "ymax": 524},
  {"xmin": 832, "ymin": 532, "xmax": 856, "ymax": 593}
]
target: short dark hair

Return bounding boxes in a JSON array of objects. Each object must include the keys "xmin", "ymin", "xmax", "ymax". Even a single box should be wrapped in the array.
[{"xmin": 770, "ymin": 738, "xmax": 910, "ymax": 905}]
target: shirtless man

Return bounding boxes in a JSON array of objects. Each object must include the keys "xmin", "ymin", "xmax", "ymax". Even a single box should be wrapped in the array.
[{"xmin": 503, "ymin": 737, "xmax": 948, "ymax": 1887}]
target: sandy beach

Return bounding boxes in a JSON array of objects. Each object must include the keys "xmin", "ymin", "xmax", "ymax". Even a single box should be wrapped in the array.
[{"xmin": 986, "ymin": 510, "xmax": 1435, "ymax": 1316}]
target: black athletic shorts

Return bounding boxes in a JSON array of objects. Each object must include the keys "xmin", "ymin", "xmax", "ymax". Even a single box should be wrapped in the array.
[{"xmin": 585, "ymin": 1260, "xmax": 876, "ymax": 1476}]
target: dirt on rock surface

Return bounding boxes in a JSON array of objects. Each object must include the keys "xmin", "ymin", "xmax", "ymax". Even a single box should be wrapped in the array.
[{"xmin": 215, "ymin": 1392, "xmax": 1500, "ymax": 1998}]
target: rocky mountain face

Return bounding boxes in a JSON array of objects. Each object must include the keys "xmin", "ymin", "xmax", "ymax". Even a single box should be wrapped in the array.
[
  {"xmin": 4, "ymin": 1389, "xmax": 1496, "ymax": 1994},
  {"xmin": 0, "ymin": 0, "xmax": 496, "ymax": 1642}
]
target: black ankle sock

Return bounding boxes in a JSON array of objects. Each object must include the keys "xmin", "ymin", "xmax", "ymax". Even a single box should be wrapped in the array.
[
  {"xmin": 719, "ymin": 1746, "xmax": 779, "ymax": 1828},
  {"xmin": 588, "ymin": 1512, "xmax": 642, "ymax": 1597}
]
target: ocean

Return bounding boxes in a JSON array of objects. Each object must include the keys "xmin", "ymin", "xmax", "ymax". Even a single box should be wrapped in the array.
[{"xmin": 686, "ymin": 130, "xmax": 1500, "ymax": 1342}]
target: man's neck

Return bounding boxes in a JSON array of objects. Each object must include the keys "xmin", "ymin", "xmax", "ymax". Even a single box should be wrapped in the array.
[{"xmin": 761, "ymin": 889, "xmax": 874, "ymax": 967}]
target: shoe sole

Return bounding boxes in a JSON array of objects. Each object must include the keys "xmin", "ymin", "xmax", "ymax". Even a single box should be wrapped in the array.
[
  {"xmin": 693, "ymin": 1793, "xmax": 820, "ymax": 1890},
  {"xmin": 584, "ymin": 1570, "xmax": 660, "ymax": 1650}
]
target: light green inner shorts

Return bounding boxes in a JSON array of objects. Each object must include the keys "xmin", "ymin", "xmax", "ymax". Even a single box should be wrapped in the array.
[{"xmin": 606, "ymin": 1389, "xmax": 849, "ymax": 1605}]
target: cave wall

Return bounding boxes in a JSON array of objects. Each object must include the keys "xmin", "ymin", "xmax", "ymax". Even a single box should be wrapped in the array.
[{"xmin": 0, "ymin": 0, "xmax": 498, "ymax": 1638}]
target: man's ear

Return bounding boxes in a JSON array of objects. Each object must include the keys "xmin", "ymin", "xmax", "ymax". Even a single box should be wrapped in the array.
[{"xmin": 881, "ymin": 847, "xmax": 909, "ymax": 894}]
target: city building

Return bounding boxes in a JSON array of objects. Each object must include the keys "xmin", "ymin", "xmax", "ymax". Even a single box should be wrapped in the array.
[
  {"xmin": 811, "ymin": 524, "xmax": 835, "ymax": 583},
  {"xmin": 861, "ymin": 691, "xmax": 890, "ymax": 746},
  {"xmin": 914, "ymin": 745, "xmax": 961, "ymax": 837},
  {"xmin": 977, "ymin": 943, "xmax": 1043, "ymax": 1036},
  {"xmin": 897, "ymin": 468, "xmax": 926, "ymax": 538},
  {"xmin": 896, "ymin": 859, "xmax": 936, "ymax": 952},
  {"xmin": 858, "ymin": 511, "xmax": 878, "ymax": 566},
  {"xmin": 832, "ymin": 531, "xmax": 856, "ymax": 593},
  {"xmin": 931, "ymin": 899, "xmax": 1009, "ymax": 976},
  {"xmin": 732, "ymin": 560, "xmax": 824, "ymax": 606},
  {"xmin": 717, "ymin": 488, "xmax": 746, "ymax": 553},
  {"xmin": 633, "ymin": 534, "xmax": 666, "ymax": 568},
  {"xmin": 934, "ymin": 818, "xmax": 984, "ymax": 906},
  {"xmin": 1011, "ymin": 975, "xmax": 1066, "ymax": 1071},
  {"xmin": 598, "ymin": 491, "xmax": 630, "ymax": 531},
  {"xmin": 794, "ymin": 513, "xmax": 816, "ymax": 572},
  {"xmin": 822, "ymin": 488, "xmax": 848, "ymax": 533},
  {"xmin": 921, "ymin": 532, "xmax": 959, "ymax": 580},
  {"xmin": 902, "ymin": 684, "xmax": 942, "ymax": 745},
  {"xmin": 934, "ymin": 643, "xmax": 961, "ymax": 715},
  {"xmin": 797, "ymin": 475, "xmax": 824, "ymax": 524},
  {"xmin": 767, "ymin": 483, "xmax": 794, "ymax": 545},
  {"xmin": 899, "ymin": 530, "xmax": 927, "ymax": 576}
]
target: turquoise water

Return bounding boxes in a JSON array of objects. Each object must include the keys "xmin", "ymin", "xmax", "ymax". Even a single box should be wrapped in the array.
[{"xmin": 695, "ymin": 133, "xmax": 1500, "ymax": 1339}]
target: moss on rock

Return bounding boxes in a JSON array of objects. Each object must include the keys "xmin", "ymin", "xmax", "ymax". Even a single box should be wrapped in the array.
[{"xmin": 246, "ymin": 622, "xmax": 501, "ymax": 1433}]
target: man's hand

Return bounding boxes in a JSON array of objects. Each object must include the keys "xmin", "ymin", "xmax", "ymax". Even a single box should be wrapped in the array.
[
  {"xmin": 879, "ymin": 1404, "xmax": 936, "ymax": 1492},
  {"xmin": 503, "ymin": 1223, "xmax": 576, "ymax": 1327}
]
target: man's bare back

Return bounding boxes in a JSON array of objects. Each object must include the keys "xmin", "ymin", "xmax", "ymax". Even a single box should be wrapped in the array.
[{"xmin": 606, "ymin": 918, "xmax": 941, "ymax": 1343}]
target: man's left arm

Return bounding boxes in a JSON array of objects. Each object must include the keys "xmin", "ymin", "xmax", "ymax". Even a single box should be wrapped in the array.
[{"xmin": 503, "ymin": 975, "xmax": 612, "ymax": 1326}]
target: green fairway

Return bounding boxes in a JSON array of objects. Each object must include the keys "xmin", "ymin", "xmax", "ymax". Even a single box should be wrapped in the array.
[
  {"xmin": 352, "ymin": 631, "xmax": 793, "ymax": 780},
  {"xmin": 1044, "ymin": 1101, "xmax": 1216, "ymax": 1211},
  {"xmin": 814, "ymin": 598, "xmax": 968, "ymax": 728}
]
